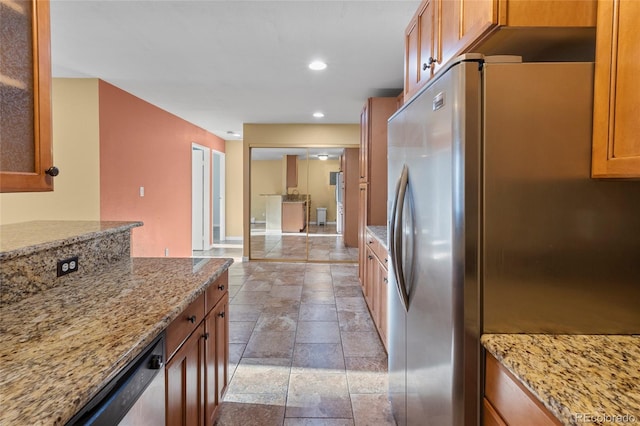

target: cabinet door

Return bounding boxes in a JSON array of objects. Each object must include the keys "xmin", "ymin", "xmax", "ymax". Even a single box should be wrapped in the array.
[
  {"xmin": 358, "ymin": 183, "xmax": 368, "ymax": 286},
  {"xmin": 418, "ymin": 0, "xmax": 438, "ymax": 83},
  {"xmin": 592, "ymin": 0, "xmax": 640, "ymax": 177},
  {"xmin": 166, "ymin": 324, "xmax": 205, "ymax": 426},
  {"xmin": 405, "ymin": 0, "xmax": 438, "ymax": 98},
  {"xmin": 0, "ymin": 0, "xmax": 54, "ymax": 192},
  {"xmin": 359, "ymin": 104, "xmax": 369, "ymax": 183},
  {"xmin": 376, "ymin": 262, "xmax": 388, "ymax": 350},
  {"xmin": 364, "ymin": 245, "xmax": 377, "ymax": 309},
  {"xmin": 204, "ymin": 293, "xmax": 229, "ymax": 425},
  {"xmin": 286, "ymin": 155, "xmax": 298, "ymax": 188}
]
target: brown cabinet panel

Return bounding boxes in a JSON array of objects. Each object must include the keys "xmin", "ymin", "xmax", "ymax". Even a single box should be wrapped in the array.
[
  {"xmin": 282, "ymin": 201, "xmax": 307, "ymax": 233},
  {"xmin": 0, "ymin": 0, "xmax": 54, "ymax": 192},
  {"xmin": 286, "ymin": 154, "xmax": 298, "ymax": 188},
  {"xmin": 484, "ymin": 353, "xmax": 561, "ymax": 426},
  {"xmin": 405, "ymin": 0, "xmax": 597, "ymax": 97},
  {"xmin": 363, "ymin": 229, "xmax": 389, "ymax": 352},
  {"xmin": 483, "ymin": 398, "xmax": 507, "ymax": 426},
  {"xmin": 166, "ymin": 274, "xmax": 229, "ymax": 426},
  {"xmin": 358, "ymin": 183, "xmax": 367, "ymax": 284},
  {"xmin": 166, "ymin": 323, "xmax": 204, "ymax": 426},
  {"xmin": 204, "ymin": 293, "xmax": 229, "ymax": 425},
  {"xmin": 167, "ymin": 293, "xmax": 205, "ymax": 359},
  {"xmin": 342, "ymin": 148, "xmax": 359, "ymax": 247},
  {"xmin": 592, "ymin": 0, "xmax": 640, "ymax": 177}
]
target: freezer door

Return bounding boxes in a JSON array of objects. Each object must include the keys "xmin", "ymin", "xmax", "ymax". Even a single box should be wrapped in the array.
[{"xmin": 388, "ymin": 59, "xmax": 482, "ymax": 426}]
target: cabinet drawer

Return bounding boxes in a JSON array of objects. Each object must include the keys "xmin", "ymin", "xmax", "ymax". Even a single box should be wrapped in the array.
[
  {"xmin": 485, "ymin": 353, "xmax": 561, "ymax": 426},
  {"xmin": 365, "ymin": 231, "xmax": 388, "ymax": 269},
  {"xmin": 206, "ymin": 271, "xmax": 228, "ymax": 313},
  {"xmin": 167, "ymin": 293, "xmax": 205, "ymax": 359}
]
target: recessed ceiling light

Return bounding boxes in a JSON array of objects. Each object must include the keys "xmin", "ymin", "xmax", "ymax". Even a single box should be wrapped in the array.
[
  {"xmin": 313, "ymin": 112, "xmax": 325, "ymax": 118},
  {"xmin": 309, "ymin": 61, "xmax": 327, "ymax": 71}
]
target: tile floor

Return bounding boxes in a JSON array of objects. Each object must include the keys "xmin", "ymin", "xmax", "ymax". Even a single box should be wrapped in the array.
[
  {"xmin": 249, "ymin": 224, "xmax": 359, "ymax": 262},
  {"xmin": 214, "ymin": 261, "xmax": 395, "ymax": 426}
]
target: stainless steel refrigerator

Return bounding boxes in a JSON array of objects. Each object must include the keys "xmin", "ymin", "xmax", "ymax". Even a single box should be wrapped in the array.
[{"xmin": 387, "ymin": 54, "xmax": 640, "ymax": 426}]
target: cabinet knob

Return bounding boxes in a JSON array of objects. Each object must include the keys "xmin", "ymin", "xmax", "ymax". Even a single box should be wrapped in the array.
[
  {"xmin": 218, "ymin": 311, "xmax": 225, "ymax": 318},
  {"xmin": 368, "ymin": 255, "xmax": 373, "ymax": 260},
  {"xmin": 218, "ymin": 284, "xmax": 225, "ymax": 291},
  {"xmin": 187, "ymin": 315, "xmax": 196, "ymax": 323},
  {"xmin": 45, "ymin": 166, "xmax": 59, "ymax": 177},
  {"xmin": 422, "ymin": 57, "xmax": 438, "ymax": 70},
  {"xmin": 384, "ymin": 277, "xmax": 388, "ymax": 283},
  {"xmin": 203, "ymin": 332, "xmax": 210, "ymax": 340}
]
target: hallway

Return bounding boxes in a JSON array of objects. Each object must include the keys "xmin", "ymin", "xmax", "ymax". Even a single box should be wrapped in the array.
[{"xmin": 215, "ymin": 261, "xmax": 395, "ymax": 425}]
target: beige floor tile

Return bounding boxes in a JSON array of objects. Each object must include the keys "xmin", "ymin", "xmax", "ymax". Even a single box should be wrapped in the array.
[
  {"xmin": 301, "ymin": 291, "xmax": 336, "ymax": 305},
  {"xmin": 341, "ymin": 332, "xmax": 385, "ymax": 358},
  {"xmin": 292, "ymin": 343, "xmax": 345, "ymax": 374},
  {"xmin": 345, "ymin": 356, "xmax": 388, "ymax": 394},
  {"xmin": 298, "ymin": 304, "xmax": 338, "ymax": 322},
  {"xmin": 286, "ymin": 372, "xmax": 352, "ymax": 418},
  {"xmin": 226, "ymin": 358, "xmax": 291, "ymax": 395},
  {"xmin": 337, "ymin": 311, "xmax": 376, "ymax": 332},
  {"xmin": 229, "ymin": 304, "xmax": 263, "ymax": 321},
  {"xmin": 229, "ymin": 321, "xmax": 255, "ymax": 344},
  {"xmin": 244, "ymin": 331, "xmax": 296, "ymax": 358},
  {"xmin": 217, "ymin": 393, "xmax": 286, "ymax": 426},
  {"xmin": 350, "ymin": 394, "xmax": 396, "ymax": 426},
  {"xmin": 335, "ymin": 297, "xmax": 368, "ymax": 312},
  {"xmin": 255, "ymin": 313, "xmax": 298, "ymax": 332},
  {"xmin": 296, "ymin": 321, "xmax": 341, "ymax": 344},
  {"xmin": 284, "ymin": 419, "xmax": 354, "ymax": 426}
]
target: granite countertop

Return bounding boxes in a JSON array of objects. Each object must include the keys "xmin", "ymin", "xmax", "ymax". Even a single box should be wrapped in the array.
[
  {"xmin": 482, "ymin": 334, "xmax": 640, "ymax": 426},
  {"xmin": 366, "ymin": 225, "xmax": 388, "ymax": 250},
  {"xmin": 0, "ymin": 256, "xmax": 233, "ymax": 426},
  {"xmin": 0, "ymin": 221, "xmax": 142, "ymax": 260}
]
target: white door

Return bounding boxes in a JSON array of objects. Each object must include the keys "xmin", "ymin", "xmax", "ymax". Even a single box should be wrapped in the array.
[
  {"xmin": 212, "ymin": 151, "xmax": 226, "ymax": 244},
  {"xmin": 192, "ymin": 145, "xmax": 210, "ymax": 251}
]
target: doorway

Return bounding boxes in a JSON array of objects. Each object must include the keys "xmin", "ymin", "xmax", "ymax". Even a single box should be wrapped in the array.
[
  {"xmin": 192, "ymin": 144, "xmax": 211, "ymax": 251},
  {"xmin": 212, "ymin": 151, "xmax": 225, "ymax": 244},
  {"xmin": 248, "ymin": 146, "xmax": 358, "ymax": 263}
]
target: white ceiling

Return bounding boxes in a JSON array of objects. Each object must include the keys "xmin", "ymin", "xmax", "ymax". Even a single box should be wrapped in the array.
[{"xmin": 50, "ymin": 0, "xmax": 420, "ymax": 140}]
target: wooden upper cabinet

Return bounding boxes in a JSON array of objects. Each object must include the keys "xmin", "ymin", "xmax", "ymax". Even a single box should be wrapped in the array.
[
  {"xmin": 0, "ymin": 0, "xmax": 55, "ymax": 192},
  {"xmin": 404, "ymin": 0, "xmax": 438, "ymax": 99},
  {"xmin": 405, "ymin": 0, "xmax": 597, "ymax": 99},
  {"xmin": 359, "ymin": 105, "xmax": 369, "ymax": 182},
  {"xmin": 286, "ymin": 154, "xmax": 298, "ymax": 188},
  {"xmin": 591, "ymin": 0, "xmax": 640, "ymax": 178}
]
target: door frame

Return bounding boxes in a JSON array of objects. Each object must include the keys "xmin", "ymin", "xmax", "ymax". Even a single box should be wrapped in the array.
[
  {"xmin": 212, "ymin": 151, "xmax": 226, "ymax": 244},
  {"xmin": 192, "ymin": 143, "xmax": 211, "ymax": 251}
]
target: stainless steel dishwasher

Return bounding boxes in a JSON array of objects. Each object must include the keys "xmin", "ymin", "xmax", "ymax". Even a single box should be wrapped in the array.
[{"xmin": 66, "ymin": 333, "xmax": 165, "ymax": 426}]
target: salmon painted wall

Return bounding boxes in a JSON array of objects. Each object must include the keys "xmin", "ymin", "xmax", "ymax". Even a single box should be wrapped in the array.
[{"xmin": 98, "ymin": 80, "xmax": 225, "ymax": 257}]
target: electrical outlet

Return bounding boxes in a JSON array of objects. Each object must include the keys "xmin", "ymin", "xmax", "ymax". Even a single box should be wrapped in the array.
[{"xmin": 57, "ymin": 256, "xmax": 79, "ymax": 277}]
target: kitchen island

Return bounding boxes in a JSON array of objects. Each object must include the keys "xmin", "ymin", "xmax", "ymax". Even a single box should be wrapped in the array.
[
  {"xmin": 0, "ymin": 221, "xmax": 233, "ymax": 425},
  {"xmin": 482, "ymin": 334, "xmax": 640, "ymax": 426}
]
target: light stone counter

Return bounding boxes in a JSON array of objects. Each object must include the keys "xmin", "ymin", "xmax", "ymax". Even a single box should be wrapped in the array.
[
  {"xmin": 482, "ymin": 334, "xmax": 640, "ymax": 426},
  {"xmin": 366, "ymin": 225, "xmax": 388, "ymax": 250},
  {"xmin": 0, "ymin": 221, "xmax": 141, "ymax": 260},
  {"xmin": 0, "ymin": 256, "xmax": 233, "ymax": 426}
]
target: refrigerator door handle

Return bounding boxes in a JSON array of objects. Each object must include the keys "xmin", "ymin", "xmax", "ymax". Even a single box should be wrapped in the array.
[{"xmin": 390, "ymin": 165, "xmax": 410, "ymax": 312}]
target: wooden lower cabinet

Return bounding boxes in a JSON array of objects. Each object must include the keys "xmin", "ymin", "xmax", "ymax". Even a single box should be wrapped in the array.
[
  {"xmin": 282, "ymin": 201, "xmax": 307, "ymax": 233},
  {"xmin": 166, "ymin": 272, "xmax": 229, "ymax": 426},
  {"xmin": 484, "ymin": 352, "xmax": 561, "ymax": 426},
  {"xmin": 166, "ymin": 323, "xmax": 204, "ymax": 426},
  {"xmin": 362, "ymin": 230, "xmax": 388, "ymax": 351},
  {"xmin": 205, "ymin": 294, "xmax": 229, "ymax": 426}
]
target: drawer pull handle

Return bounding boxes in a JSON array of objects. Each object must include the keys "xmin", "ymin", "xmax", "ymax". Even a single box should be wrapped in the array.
[
  {"xmin": 218, "ymin": 311, "xmax": 225, "ymax": 318},
  {"xmin": 218, "ymin": 284, "xmax": 225, "ymax": 291},
  {"xmin": 187, "ymin": 315, "xmax": 196, "ymax": 323}
]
